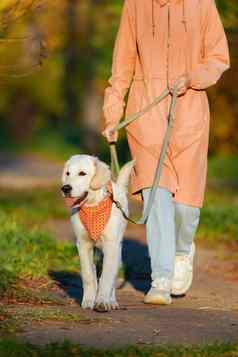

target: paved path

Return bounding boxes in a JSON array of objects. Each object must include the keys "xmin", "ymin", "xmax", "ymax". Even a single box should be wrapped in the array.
[{"xmin": 0, "ymin": 154, "xmax": 62, "ymax": 188}]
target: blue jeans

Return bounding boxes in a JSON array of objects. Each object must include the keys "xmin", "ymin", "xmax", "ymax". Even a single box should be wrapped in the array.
[{"xmin": 141, "ymin": 186, "xmax": 200, "ymax": 281}]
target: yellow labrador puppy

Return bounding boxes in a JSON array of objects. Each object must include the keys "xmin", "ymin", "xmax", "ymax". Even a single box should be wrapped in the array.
[{"xmin": 61, "ymin": 155, "xmax": 135, "ymax": 311}]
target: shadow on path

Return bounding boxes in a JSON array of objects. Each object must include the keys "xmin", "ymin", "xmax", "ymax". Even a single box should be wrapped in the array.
[
  {"xmin": 49, "ymin": 271, "xmax": 83, "ymax": 304},
  {"xmin": 50, "ymin": 237, "xmax": 151, "ymax": 304},
  {"xmin": 122, "ymin": 238, "xmax": 151, "ymax": 293}
]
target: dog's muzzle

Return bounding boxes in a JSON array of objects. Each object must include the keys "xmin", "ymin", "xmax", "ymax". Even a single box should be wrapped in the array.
[{"xmin": 62, "ymin": 188, "xmax": 89, "ymax": 208}]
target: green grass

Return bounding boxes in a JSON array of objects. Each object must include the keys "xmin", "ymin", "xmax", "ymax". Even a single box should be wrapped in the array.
[
  {"xmin": 0, "ymin": 306, "xmax": 107, "ymax": 333},
  {"xmin": 197, "ymin": 186, "xmax": 238, "ymax": 244},
  {"xmin": 15, "ymin": 308, "xmax": 84, "ymax": 323},
  {"xmin": 4, "ymin": 284, "xmax": 67, "ymax": 305},
  {"xmin": 0, "ymin": 188, "xmax": 67, "ymax": 225},
  {"xmin": 0, "ymin": 306, "xmax": 112, "ymax": 334},
  {"xmin": 193, "ymin": 155, "xmax": 238, "ymax": 245},
  {"xmin": 21, "ymin": 131, "xmax": 82, "ymax": 163},
  {"xmin": 0, "ymin": 213, "xmax": 78, "ymax": 297},
  {"xmin": 0, "ymin": 340, "xmax": 237, "ymax": 357},
  {"xmin": 0, "ymin": 130, "xmax": 81, "ymax": 163},
  {"xmin": 208, "ymin": 156, "xmax": 238, "ymax": 181},
  {"xmin": 0, "ymin": 186, "xmax": 77, "ymax": 297}
]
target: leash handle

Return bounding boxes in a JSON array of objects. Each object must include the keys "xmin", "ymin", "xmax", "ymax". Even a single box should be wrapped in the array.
[{"xmin": 110, "ymin": 142, "xmax": 120, "ymax": 181}]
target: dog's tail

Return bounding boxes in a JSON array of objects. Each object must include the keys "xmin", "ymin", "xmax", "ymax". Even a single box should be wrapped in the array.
[{"xmin": 116, "ymin": 159, "xmax": 136, "ymax": 191}]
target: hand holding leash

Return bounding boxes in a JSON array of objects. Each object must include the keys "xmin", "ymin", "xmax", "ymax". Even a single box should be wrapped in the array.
[
  {"xmin": 102, "ymin": 123, "xmax": 118, "ymax": 143},
  {"xmin": 169, "ymin": 74, "xmax": 191, "ymax": 96}
]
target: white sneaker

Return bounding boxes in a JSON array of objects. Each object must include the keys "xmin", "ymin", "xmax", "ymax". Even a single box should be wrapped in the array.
[
  {"xmin": 171, "ymin": 242, "xmax": 195, "ymax": 296},
  {"xmin": 144, "ymin": 277, "xmax": 172, "ymax": 305}
]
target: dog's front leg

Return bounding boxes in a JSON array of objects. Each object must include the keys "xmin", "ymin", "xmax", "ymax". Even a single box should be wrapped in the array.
[
  {"xmin": 95, "ymin": 236, "xmax": 121, "ymax": 312},
  {"xmin": 77, "ymin": 240, "xmax": 97, "ymax": 309}
]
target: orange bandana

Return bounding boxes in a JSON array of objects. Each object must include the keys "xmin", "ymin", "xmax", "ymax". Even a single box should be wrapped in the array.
[{"xmin": 64, "ymin": 181, "xmax": 113, "ymax": 242}]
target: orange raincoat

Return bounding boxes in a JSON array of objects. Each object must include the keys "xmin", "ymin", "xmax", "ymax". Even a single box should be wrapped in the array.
[{"xmin": 102, "ymin": 0, "xmax": 230, "ymax": 207}]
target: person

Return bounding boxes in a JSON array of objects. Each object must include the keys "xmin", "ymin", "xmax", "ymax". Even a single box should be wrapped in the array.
[{"xmin": 101, "ymin": 0, "xmax": 230, "ymax": 305}]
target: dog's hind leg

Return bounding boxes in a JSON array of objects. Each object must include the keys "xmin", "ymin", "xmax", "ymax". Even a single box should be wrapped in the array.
[{"xmin": 77, "ymin": 239, "xmax": 97, "ymax": 309}]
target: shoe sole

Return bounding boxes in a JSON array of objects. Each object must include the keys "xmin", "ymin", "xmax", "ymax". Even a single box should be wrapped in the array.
[
  {"xmin": 144, "ymin": 296, "xmax": 172, "ymax": 305},
  {"xmin": 171, "ymin": 243, "xmax": 195, "ymax": 296},
  {"xmin": 171, "ymin": 292, "xmax": 186, "ymax": 298}
]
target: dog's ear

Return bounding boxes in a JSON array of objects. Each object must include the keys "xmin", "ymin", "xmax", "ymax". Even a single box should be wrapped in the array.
[{"xmin": 90, "ymin": 159, "xmax": 111, "ymax": 190}]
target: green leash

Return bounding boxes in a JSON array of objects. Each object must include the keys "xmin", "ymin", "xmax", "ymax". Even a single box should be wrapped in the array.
[{"xmin": 109, "ymin": 87, "xmax": 178, "ymax": 225}]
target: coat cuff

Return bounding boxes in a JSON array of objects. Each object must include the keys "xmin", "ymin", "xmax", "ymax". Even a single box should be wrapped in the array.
[
  {"xmin": 188, "ymin": 65, "xmax": 211, "ymax": 90},
  {"xmin": 188, "ymin": 62, "xmax": 230, "ymax": 90}
]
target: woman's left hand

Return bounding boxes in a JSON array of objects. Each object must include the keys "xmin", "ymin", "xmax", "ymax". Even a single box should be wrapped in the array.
[{"xmin": 170, "ymin": 74, "xmax": 191, "ymax": 96}]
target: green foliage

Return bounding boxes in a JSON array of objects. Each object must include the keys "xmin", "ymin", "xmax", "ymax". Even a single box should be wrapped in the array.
[
  {"xmin": 199, "ymin": 203, "xmax": 238, "ymax": 243},
  {"xmin": 216, "ymin": 0, "xmax": 238, "ymax": 30},
  {"xmin": 0, "ymin": 1, "xmax": 39, "ymax": 30},
  {"xmin": 208, "ymin": 156, "xmax": 238, "ymax": 180}
]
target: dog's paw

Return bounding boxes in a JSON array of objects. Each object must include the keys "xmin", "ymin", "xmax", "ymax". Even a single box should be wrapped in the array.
[
  {"xmin": 81, "ymin": 297, "xmax": 95, "ymax": 310},
  {"xmin": 94, "ymin": 300, "xmax": 120, "ymax": 313},
  {"xmin": 110, "ymin": 300, "xmax": 120, "ymax": 310}
]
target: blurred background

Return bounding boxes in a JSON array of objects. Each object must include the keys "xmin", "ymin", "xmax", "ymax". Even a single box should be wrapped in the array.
[
  {"xmin": 0, "ymin": 0, "xmax": 237, "ymax": 161},
  {"xmin": 0, "ymin": 0, "xmax": 238, "ymax": 342}
]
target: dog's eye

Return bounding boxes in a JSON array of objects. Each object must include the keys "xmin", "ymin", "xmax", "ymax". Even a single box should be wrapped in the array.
[
  {"xmin": 66, "ymin": 172, "xmax": 70, "ymax": 176},
  {"xmin": 78, "ymin": 171, "xmax": 86, "ymax": 176}
]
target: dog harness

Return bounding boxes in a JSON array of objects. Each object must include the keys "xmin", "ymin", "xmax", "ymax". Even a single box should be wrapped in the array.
[{"xmin": 64, "ymin": 181, "xmax": 113, "ymax": 242}]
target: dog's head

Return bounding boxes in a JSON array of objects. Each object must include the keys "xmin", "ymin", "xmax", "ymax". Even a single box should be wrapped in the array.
[{"xmin": 61, "ymin": 154, "xmax": 111, "ymax": 206}]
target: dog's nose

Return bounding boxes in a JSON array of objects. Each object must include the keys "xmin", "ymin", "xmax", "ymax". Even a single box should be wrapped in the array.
[{"xmin": 61, "ymin": 184, "xmax": 72, "ymax": 195}]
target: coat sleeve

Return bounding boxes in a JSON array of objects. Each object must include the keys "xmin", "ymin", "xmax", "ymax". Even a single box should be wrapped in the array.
[
  {"xmin": 102, "ymin": 0, "xmax": 137, "ymax": 128},
  {"xmin": 189, "ymin": 0, "xmax": 230, "ymax": 90}
]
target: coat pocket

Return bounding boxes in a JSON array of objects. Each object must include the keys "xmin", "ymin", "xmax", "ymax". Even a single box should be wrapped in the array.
[{"xmin": 170, "ymin": 89, "xmax": 209, "ymax": 155}]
